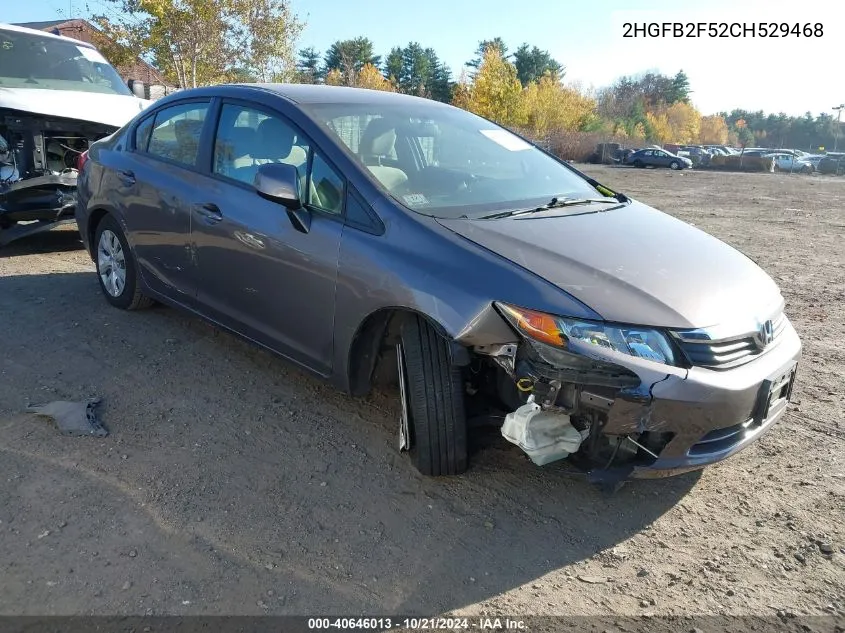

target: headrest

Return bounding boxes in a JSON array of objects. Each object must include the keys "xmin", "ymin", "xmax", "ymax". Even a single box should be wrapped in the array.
[
  {"xmin": 222, "ymin": 126, "xmax": 257, "ymax": 157},
  {"xmin": 253, "ymin": 117, "xmax": 295, "ymax": 160},
  {"xmin": 174, "ymin": 119, "xmax": 203, "ymax": 143},
  {"xmin": 360, "ymin": 118, "xmax": 397, "ymax": 159}
]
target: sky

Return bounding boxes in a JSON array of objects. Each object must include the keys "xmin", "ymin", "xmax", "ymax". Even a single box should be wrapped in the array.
[{"xmin": 8, "ymin": 0, "xmax": 842, "ymax": 117}]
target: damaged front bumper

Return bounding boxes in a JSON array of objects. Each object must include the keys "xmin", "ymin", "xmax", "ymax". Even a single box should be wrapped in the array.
[
  {"xmin": 0, "ymin": 173, "xmax": 78, "ymax": 246},
  {"xmin": 606, "ymin": 321, "xmax": 801, "ymax": 479},
  {"xmin": 1, "ymin": 107, "xmax": 115, "ymax": 244},
  {"xmin": 0, "ymin": 173, "xmax": 78, "ymax": 223},
  {"xmin": 488, "ymin": 317, "xmax": 802, "ymax": 480}
]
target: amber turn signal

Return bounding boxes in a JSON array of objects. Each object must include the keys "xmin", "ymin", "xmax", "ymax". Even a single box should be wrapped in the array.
[{"xmin": 498, "ymin": 304, "xmax": 567, "ymax": 348}]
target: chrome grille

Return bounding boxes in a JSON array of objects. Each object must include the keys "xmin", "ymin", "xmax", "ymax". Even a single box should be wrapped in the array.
[{"xmin": 672, "ymin": 311, "xmax": 787, "ymax": 369}]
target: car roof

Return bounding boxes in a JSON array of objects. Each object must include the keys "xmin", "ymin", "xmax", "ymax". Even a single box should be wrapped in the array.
[
  {"xmin": 0, "ymin": 21, "xmax": 95, "ymax": 48},
  {"xmin": 237, "ymin": 83, "xmax": 451, "ymax": 107}
]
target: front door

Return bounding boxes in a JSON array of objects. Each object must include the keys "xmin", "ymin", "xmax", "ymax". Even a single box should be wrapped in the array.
[{"xmin": 190, "ymin": 101, "xmax": 345, "ymax": 374}]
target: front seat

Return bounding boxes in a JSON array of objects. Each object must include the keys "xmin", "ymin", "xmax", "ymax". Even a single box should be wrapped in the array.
[
  {"xmin": 214, "ymin": 126, "xmax": 257, "ymax": 178},
  {"xmin": 233, "ymin": 117, "xmax": 307, "ymax": 188},
  {"xmin": 359, "ymin": 118, "xmax": 409, "ymax": 191}
]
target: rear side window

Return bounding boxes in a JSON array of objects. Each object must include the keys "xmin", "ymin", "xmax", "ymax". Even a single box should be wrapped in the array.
[
  {"xmin": 134, "ymin": 116, "xmax": 154, "ymax": 152},
  {"xmin": 146, "ymin": 102, "xmax": 210, "ymax": 167}
]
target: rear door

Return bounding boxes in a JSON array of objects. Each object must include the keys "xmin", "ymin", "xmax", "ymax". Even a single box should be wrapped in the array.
[
  {"xmin": 116, "ymin": 99, "xmax": 213, "ymax": 303},
  {"xmin": 189, "ymin": 100, "xmax": 344, "ymax": 374}
]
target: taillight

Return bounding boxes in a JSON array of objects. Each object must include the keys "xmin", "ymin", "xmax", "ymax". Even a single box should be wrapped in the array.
[{"xmin": 77, "ymin": 150, "xmax": 89, "ymax": 172}]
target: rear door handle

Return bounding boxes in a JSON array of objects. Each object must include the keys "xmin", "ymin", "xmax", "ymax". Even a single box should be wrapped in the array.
[
  {"xmin": 117, "ymin": 169, "xmax": 135, "ymax": 186},
  {"xmin": 193, "ymin": 202, "xmax": 223, "ymax": 223}
]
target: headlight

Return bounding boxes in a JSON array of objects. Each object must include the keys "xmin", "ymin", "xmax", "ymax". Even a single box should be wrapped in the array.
[{"xmin": 497, "ymin": 303, "xmax": 680, "ymax": 366}]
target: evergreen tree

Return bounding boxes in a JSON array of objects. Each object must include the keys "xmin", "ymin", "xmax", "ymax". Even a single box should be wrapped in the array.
[
  {"xmin": 296, "ymin": 47, "xmax": 322, "ymax": 83},
  {"xmin": 512, "ymin": 43, "xmax": 562, "ymax": 87},
  {"xmin": 467, "ymin": 37, "xmax": 508, "ymax": 69},
  {"xmin": 668, "ymin": 70, "xmax": 691, "ymax": 103},
  {"xmin": 323, "ymin": 37, "xmax": 381, "ymax": 85},
  {"xmin": 384, "ymin": 47, "xmax": 404, "ymax": 84}
]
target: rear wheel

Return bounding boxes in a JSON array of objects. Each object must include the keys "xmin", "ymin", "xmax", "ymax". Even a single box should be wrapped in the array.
[
  {"xmin": 398, "ymin": 315, "xmax": 468, "ymax": 476},
  {"xmin": 94, "ymin": 215, "xmax": 153, "ymax": 310}
]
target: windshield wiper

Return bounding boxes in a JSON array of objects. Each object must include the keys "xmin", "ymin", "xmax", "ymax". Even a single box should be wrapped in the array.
[{"xmin": 477, "ymin": 197, "xmax": 624, "ymax": 220}]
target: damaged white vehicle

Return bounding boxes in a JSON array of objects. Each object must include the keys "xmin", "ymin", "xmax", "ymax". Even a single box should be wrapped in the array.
[{"xmin": 0, "ymin": 23, "xmax": 149, "ymax": 245}]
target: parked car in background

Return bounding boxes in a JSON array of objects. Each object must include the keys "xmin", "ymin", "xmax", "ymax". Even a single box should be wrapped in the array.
[
  {"xmin": 586, "ymin": 142, "xmax": 626, "ymax": 164},
  {"xmin": 803, "ymin": 155, "xmax": 826, "ymax": 170},
  {"xmin": 817, "ymin": 153, "xmax": 845, "ymax": 175},
  {"xmin": 704, "ymin": 145, "xmax": 738, "ymax": 156},
  {"xmin": 0, "ymin": 22, "xmax": 150, "ymax": 245},
  {"xmin": 76, "ymin": 83, "xmax": 800, "ymax": 481},
  {"xmin": 766, "ymin": 153, "xmax": 814, "ymax": 173},
  {"xmin": 625, "ymin": 148, "xmax": 692, "ymax": 170},
  {"xmin": 779, "ymin": 149, "xmax": 808, "ymax": 158},
  {"xmin": 678, "ymin": 145, "xmax": 712, "ymax": 166}
]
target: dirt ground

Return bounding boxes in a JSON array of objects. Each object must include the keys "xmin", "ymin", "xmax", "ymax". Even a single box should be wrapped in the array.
[{"xmin": 0, "ymin": 165, "xmax": 842, "ymax": 619}]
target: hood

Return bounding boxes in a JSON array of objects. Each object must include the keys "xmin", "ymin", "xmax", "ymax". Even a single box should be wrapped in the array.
[
  {"xmin": 0, "ymin": 87, "xmax": 149, "ymax": 128},
  {"xmin": 436, "ymin": 201, "xmax": 783, "ymax": 329}
]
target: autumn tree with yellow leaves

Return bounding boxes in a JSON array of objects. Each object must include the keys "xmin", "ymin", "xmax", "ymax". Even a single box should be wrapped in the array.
[
  {"xmin": 665, "ymin": 102, "xmax": 701, "ymax": 143},
  {"xmin": 453, "ymin": 48, "xmax": 601, "ymax": 135},
  {"xmin": 521, "ymin": 74, "xmax": 598, "ymax": 136},
  {"xmin": 454, "ymin": 47, "xmax": 527, "ymax": 128},
  {"xmin": 356, "ymin": 63, "xmax": 396, "ymax": 91},
  {"xmin": 699, "ymin": 115, "xmax": 729, "ymax": 144}
]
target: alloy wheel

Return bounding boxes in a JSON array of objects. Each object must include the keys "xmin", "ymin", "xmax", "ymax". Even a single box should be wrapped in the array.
[{"xmin": 97, "ymin": 229, "xmax": 127, "ymax": 297}]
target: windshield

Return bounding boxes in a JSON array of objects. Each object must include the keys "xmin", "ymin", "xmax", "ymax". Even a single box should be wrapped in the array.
[
  {"xmin": 305, "ymin": 101, "xmax": 600, "ymax": 219},
  {"xmin": 0, "ymin": 28, "xmax": 132, "ymax": 96}
]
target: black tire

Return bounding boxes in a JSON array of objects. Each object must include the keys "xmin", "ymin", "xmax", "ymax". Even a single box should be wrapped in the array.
[
  {"xmin": 632, "ymin": 159, "xmax": 643, "ymax": 168},
  {"xmin": 94, "ymin": 215, "xmax": 153, "ymax": 310},
  {"xmin": 399, "ymin": 315, "xmax": 468, "ymax": 476},
  {"xmin": 669, "ymin": 160, "xmax": 680, "ymax": 170}
]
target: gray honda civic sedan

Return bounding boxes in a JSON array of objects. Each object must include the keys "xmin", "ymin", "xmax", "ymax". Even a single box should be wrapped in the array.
[{"xmin": 76, "ymin": 84, "xmax": 801, "ymax": 481}]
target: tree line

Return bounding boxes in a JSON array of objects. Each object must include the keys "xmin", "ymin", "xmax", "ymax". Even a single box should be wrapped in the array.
[
  {"xmin": 299, "ymin": 37, "xmax": 843, "ymax": 151},
  {"xmin": 92, "ymin": 0, "xmax": 842, "ymax": 151}
]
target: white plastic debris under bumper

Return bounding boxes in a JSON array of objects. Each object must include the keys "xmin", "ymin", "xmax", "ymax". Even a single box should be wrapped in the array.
[{"xmin": 501, "ymin": 397, "xmax": 585, "ymax": 466}]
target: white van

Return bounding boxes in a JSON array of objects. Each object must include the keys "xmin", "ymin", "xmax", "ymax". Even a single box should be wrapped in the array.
[{"xmin": 0, "ymin": 23, "xmax": 150, "ymax": 243}]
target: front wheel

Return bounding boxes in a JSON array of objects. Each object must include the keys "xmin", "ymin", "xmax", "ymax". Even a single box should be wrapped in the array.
[
  {"xmin": 632, "ymin": 159, "xmax": 643, "ymax": 168},
  {"xmin": 669, "ymin": 160, "xmax": 681, "ymax": 170},
  {"xmin": 398, "ymin": 315, "xmax": 468, "ymax": 476},
  {"xmin": 94, "ymin": 215, "xmax": 153, "ymax": 310}
]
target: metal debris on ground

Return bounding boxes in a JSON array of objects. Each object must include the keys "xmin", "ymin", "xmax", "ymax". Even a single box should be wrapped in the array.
[{"xmin": 26, "ymin": 398, "xmax": 108, "ymax": 437}]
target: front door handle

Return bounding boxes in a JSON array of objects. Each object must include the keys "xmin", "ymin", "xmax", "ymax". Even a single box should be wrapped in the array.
[
  {"xmin": 193, "ymin": 202, "xmax": 223, "ymax": 223},
  {"xmin": 117, "ymin": 169, "xmax": 135, "ymax": 186}
]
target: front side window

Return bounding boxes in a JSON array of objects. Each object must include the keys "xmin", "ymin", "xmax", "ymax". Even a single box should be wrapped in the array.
[
  {"xmin": 307, "ymin": 153, "xmax": 344, "ymax": 214},
  {"xmin": 0, "ymin": 29, "xmax": 131, "ymax": 95},
  {"xmin": 213, "ymin": 103, "xmax": 310, "ymax": 187},
  {"xmin": 307, "ymin": 102, "xmax": 598, "ymax": 219},
  {"xmin": 146, "ymin": 102, "xmax": 210, "ymax": 167}
]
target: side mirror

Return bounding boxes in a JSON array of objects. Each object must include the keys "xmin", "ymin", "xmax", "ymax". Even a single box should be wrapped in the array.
[
  {"xmin": 128, "ymin": 79, "xmax": 146, "ymax": 99},
  {"xmin": 254, "ymin": 163, "xmax": 311, "ymax": 233}
]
